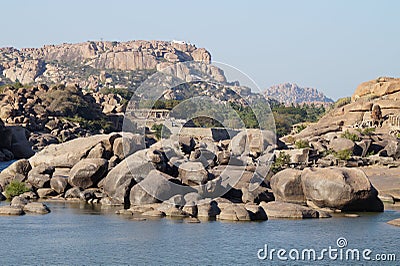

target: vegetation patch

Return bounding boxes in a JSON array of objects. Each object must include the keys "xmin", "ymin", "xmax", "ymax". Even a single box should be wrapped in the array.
[
  {"xmin": 295, "ymin": 139, "xmax": 309, "ymax": 149},
  {"xmin": 334, "ymin": 97, "xmax": 351, "ymax": 108},
  {"xmin": 151, "ymin": 123, "xmax": 171, "ymax": 140},
  {"xmin": 341, "ymin": 130, "xmax": 360, "ymax": 142},
  {"xmin": 271, "ymin": 151, "xmax": 291, "ymax": 173},
  {"xmin": 5, "ymin": 180, "xmax": 30, "ymax": 199},
  {"xmin": 334, "ymin": 149, "xmax": 352, "ymax": 160}
]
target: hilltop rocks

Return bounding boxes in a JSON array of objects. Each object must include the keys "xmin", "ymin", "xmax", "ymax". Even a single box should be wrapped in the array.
[
  {"xmin": 301, "ymin": 167, "xmax": 383, "ymax": 212},
  {"xmin": 352, "ymin": 77, "xmax": 400, "ymax": 101},
  {"xmin": 0, "ymin": 40, "xmax": 212, "ymax": 89},
  {"xmin": 2, "ymin": 59, "xmax": 44, "ymax": 84}
]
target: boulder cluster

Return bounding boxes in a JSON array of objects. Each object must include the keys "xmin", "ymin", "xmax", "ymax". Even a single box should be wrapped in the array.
[
  {"xmin": 0, "ymin": 84, "xmax": 126, "ymax": 152},
  {"xmin": 0, "ymin": 128, "xmax": 384, "ymax": 220},
  {"xmin": 279, "ymin": 128, "xmax": 400, "ymax": 169}
]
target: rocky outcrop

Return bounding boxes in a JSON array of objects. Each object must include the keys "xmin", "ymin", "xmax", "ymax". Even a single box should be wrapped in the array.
[
  {"xmin": 0, "ymin": 40, "xmax": 211, "ymax": 87},
  {"xmin": 0, "ymin": 194, "xmax": 50, "ymax": 215},
  {"xmin": 352, "ymin": 77, "xmax": 400, "ymax": 101}
]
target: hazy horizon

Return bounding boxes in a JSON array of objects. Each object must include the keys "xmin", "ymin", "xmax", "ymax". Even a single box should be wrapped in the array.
[{"xmin": 1, "ymin": 0, "xmax": 399, "ymax": 100}]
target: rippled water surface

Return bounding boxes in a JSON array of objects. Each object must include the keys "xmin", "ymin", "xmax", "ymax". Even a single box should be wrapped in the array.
[{"xmin": 0, "ymin": 201, "xmax": 399, "ymax": 265}]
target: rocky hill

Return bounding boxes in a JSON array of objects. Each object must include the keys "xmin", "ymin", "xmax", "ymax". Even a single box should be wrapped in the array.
[
  {"xmin": 0, "ymin": 40, "xmax": 211, "ymax": 90},
  {"xmin": 264, "ymin": 83, "xmax": 334, "ymax": 106},
  {"xmin": 282, "ymin": 77, "xmax": 400, "ymax": 169}
]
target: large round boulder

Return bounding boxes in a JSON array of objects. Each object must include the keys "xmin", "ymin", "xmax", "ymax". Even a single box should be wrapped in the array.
[
  {"xmin": 328, "ymin": 138, "xmax": 355, "ymax": 153},
  {"xmin": 27, "ymin": 164, "xmax": 54, "ymax": 188},
  {"xmin": 50, "ymin": 176, "xmax": 69, "ymax": 194},
  {"xmin": 100, "ymin": 151, "xmax": 154, "ymax": 204},
  {"xmin": 68, "ymin": 158, "xmax": 108, "ymax": 189},
  {"xmin": 0, "ymin": 159, "xmax": 31, "ymax": 189},
  {"xmin": 129, "ymin": 170, "xmax": 179, "ymax": 205},
  {"xmin": 270, "ymin": 169, "xmax": 305, "ymax": 204},
  {"xmin": 301, "ymin": 167, "xmax": 383, "ymax": 211},
  {"xmin": 178, "ymin": 161, "xmax": 208, "ymax": 186},
  {"xmin": 29, "ymin": 133, "xmax": 120, "ymax": 168}
]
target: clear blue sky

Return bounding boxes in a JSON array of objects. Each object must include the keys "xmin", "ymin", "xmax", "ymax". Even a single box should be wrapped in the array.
[{"xmin": 2, "ymin": 0, "xmax": 399, "ymax": 100}]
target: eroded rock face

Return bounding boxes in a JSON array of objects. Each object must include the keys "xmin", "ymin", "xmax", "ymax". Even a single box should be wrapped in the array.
[{"xmin": 301, "ymin": 167, "xmax": 383, "ymax": 212}]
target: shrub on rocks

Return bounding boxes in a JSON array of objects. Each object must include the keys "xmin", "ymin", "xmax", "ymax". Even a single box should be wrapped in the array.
[{"xmin": 5, "ymin": 180, "xmax": 30, "ymax": 199}]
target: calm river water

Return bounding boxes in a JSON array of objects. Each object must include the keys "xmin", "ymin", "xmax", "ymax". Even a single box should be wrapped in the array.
[{"xmin": 0, "ymin": 201, "xmax": 399, "ymax": 265}]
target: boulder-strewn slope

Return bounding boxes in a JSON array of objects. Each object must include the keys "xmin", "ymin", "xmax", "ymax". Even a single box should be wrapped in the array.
[{"xmin": 287, "ymin": 77, "xmax": 400, "ymax": 142}]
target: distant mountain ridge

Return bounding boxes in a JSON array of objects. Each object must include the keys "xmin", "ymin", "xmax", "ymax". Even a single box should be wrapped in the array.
[{"xmin": 264, "ymin": 83, "xmax": 334, "ymax": 106}]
